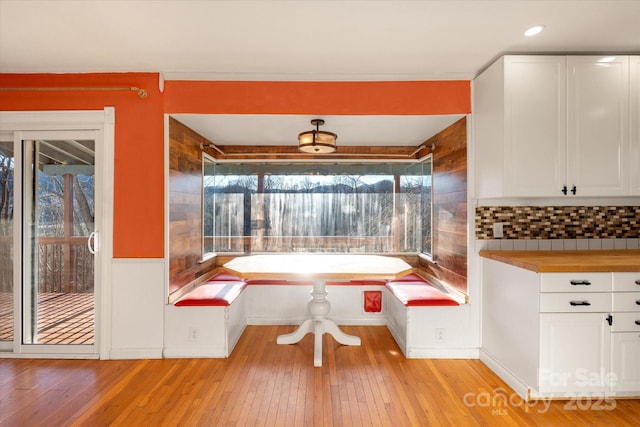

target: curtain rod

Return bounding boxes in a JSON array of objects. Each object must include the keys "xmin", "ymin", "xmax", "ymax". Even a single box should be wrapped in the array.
[
  {"xmin": 202, "ymin": 142, "xmax": 433, "ymax": 160},
  {"xmin": 0, "ymin": 86, "xmax": 147, "ymax": 98}
]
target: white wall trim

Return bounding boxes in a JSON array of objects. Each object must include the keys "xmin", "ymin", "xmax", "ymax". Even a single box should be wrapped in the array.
[
  {"xmin": 0, "ymin": 109, "xmax": 114, "ymax": 359},
  {"xmin": 109, "ymin": 348, "xmax": 164, "ymax": 360},
  {"xmin": 480, "ymin": 349, "xmax": 530, "ymax": 400}
]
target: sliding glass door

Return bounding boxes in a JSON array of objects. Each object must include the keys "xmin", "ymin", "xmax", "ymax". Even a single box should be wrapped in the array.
[
  {"xmin": 0, "ymin": 109, "xmax": 113, "ymax": 357},
  {"xmin": 22, "ymin": 137, "xmax": 96, "ymax": 347},
  {"xmin": 0, "ymin": 133, "xmax": 14, "ymax": 347}
]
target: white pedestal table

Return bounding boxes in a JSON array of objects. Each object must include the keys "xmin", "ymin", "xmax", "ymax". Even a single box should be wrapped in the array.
[{"xmin": 223, "ymin": 254, "xmax": 413, "ymax": 367}]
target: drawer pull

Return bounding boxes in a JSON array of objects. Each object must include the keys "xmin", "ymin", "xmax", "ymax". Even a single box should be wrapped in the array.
[
  {"xmin": 636, "ymin": 320, "xmax": 640, "ymax": 326},
  {"xmin": 636, "ymin": 280, "xmax": 640, "ymax": 285},
  {"xmin": 636, "ymin": 300, "xmax": 640, "ymax": 306},
  {"xmin": 570, "ymin": 280, "xmax": 591, "ymax": 286},
  {"xmin": 607, "ymin": 314, "xmax": 613, "ymax": 326},
  {"xmin": 569, "ymin": 301, "xmax": 591, "ymax": 306}
]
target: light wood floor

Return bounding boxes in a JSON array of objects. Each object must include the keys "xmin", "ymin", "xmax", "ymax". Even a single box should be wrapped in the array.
[{"xmin": 1, "ymin": 325, "xmax": 638, "ymax": 426}]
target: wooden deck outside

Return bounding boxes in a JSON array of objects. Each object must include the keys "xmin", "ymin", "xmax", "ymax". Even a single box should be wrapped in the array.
[{"xmin": 0, "ymin": 291, "xmax": 93, "ymax": 344}]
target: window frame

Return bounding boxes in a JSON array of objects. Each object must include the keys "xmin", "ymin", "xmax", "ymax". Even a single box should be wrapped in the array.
[{"xmin": 202, "ymin": 157, "xmax": 433, "ymax": 258}]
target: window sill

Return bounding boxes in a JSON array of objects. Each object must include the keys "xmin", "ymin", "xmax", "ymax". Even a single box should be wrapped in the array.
[{"xmin": 198, "ymin": 252, "xmax": 216, "ymax": 264}]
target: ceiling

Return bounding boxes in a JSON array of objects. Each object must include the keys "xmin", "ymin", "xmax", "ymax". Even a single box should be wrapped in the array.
[{"xmin": 1, "ymin": 0, "xmax": 639, "ymax": 150}]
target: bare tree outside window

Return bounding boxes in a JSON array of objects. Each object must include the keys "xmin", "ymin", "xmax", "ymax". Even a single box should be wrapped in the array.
[{"xmin": 203, "ymin": 162, "xmax": 432, "ymax": 256}]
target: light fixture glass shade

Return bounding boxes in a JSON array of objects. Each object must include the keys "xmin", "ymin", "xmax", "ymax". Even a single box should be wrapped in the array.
[
  {"xmin": 298, "ymin": 130, "xmax": 337, "ymax": 154},
  {"xmin": 298, "ymin": 119, "xmax": 338, "ymax": 154}
]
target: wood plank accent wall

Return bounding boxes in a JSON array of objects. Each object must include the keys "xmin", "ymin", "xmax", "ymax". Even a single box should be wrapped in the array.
[
  {"xmin": 168, "ymin": 118, "xmax": 216, "ymax": 297},
  {"xmin": 420, "ymin": 117, "xmax": 468, "ymax": 292},
  {"xmin": 169, "ymin": 116, "xmax": 468, "ymax": 296}
]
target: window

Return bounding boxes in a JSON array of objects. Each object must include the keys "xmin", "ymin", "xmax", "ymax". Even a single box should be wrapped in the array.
[{"xmin": 203, "ymin": 159, "xmax": 432, "ymax": 256}]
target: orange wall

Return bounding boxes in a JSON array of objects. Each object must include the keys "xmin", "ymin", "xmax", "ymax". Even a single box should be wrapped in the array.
[
  {"xmin": 0, "ymin": 73, "xmax": 165, "ymax": 258},
  {"xmin": 165, "ymin": 80, "xmax": 470, "ymax": 115},
  {"xmin": 1, "ymin": 75, "xmax": 471, "ymax": 259}
]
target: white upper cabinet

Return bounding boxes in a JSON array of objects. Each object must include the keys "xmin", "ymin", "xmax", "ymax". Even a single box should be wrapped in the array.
[
  {"xmin": 504, "ymin": 56, "xmax": 567, "ymax": 197},
  {"xmin": 474, "ymin": 55, "xmax": 634, "ymax": 198},
  {"xmin": 631, "ymin": 56, "xmax": 640, "ymax": 196},
  {"xmin": 567, "ymin": 56, "xmax": 629, "ymax": 196}
]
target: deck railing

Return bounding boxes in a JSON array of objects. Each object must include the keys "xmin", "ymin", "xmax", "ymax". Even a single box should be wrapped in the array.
[
  {"xmin": 37, "ymin": 236, "xmax": 94, "ymax": 293},
  {"xmin": 204, "ymin": 235, "xmax": 408, "ymax": 254}
]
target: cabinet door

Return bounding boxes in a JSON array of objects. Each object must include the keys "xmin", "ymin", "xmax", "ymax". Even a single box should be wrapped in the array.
[
  {"xmin": 539, "ymin": 313, "xmax": 611, "ymax": 393},
  {"xmin": 567, "ymin": 56, "xmax": 629, "ymax": 196},
  {"xmin": 631, "ymin": 56, "xmax": 640, "ymax": 196},
  {"xmin": 504, "ymin": 56, "xmax": 566, "ymax": 197},
  {"xmin": 612, "ymin": 332, "xmax": 640, "ymax": 392}
]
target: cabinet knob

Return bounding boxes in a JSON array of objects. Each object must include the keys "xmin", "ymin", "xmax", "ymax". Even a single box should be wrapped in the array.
[
  {"xmin": 635, "ymin": 280, "xmax": 640, "ymax": 285},
  {"xmin": 636, "ymin": 320, "xmax": 640, "ymax": 326},
  {"xmin": 636, "ymin": 300, "xmax": 640, "ymax": 306},
  {"xmin": 562, "ymin": 185, "xmax": 568, "ymax": 195},
  {"xmin": 571, "ymin": 185, "xmax": 577, "ymax": 195},
  {"xmin": 606, "ymin": 314, "xmax": 613, "ymax": 326},
  {"xmin": 570, "ymin": 280, "xmax": 591, "ymax": 286}
]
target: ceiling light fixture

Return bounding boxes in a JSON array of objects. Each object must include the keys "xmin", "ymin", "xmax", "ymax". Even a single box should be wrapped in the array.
[
  {"xmin": 298, "ymin": 119, "xmax": 337, "ymax": 154},
  {"xmin": 524, "ymin": 25, "xmax": 545, "ymax": 37}
]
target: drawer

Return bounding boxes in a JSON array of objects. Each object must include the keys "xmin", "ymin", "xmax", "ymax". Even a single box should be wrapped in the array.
[
  {"xmin": 611, "ymin": 312, "xmax": 640, "ymax": 332},
  {"xmin": 612, "ymin": 292, "xmax": 640, "ymax": 312},
  {"xmin": 539, "ymin": 292, "xmax": 611, "ymax": 313},
  {"xmin": 613, "ymin": 272, "xmax": 640, "ymax": 292},
  {"xmin": 540, "ymin": 273, "xmax": 612, "ymax": 293}
]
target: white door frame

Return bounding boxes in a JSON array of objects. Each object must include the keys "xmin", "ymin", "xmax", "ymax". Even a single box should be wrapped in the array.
[{"xmin": 0, "ymin": 109, "xmax": 114, "ymax": 359}]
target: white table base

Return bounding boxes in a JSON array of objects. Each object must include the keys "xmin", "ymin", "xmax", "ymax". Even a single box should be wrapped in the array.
[{"xmin": 276, "ymin": 280, "xmax": 361, "ymax": 367}]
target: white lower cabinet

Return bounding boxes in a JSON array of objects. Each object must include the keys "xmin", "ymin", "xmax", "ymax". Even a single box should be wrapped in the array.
[
  {"xmin": 539, "ymin": 313, "xmax": 611, "ymax": 394},
  {"xmin": 612, "ymin": 332, "xmax": 640, "ymax": 392},
  {"xmin": 611, "ymin": 272, "xmax": 640, "ymax": 393},
  {"xmin": 481, "ymin": 260, "xmax": 640, "ymax": 398}
]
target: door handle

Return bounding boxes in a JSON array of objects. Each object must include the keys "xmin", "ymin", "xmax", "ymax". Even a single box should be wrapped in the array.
[
  {"xmin": 88, "ymin": 231, "xmax": 98, "ymax": 255},
  {"xmin": 569, "ymin": 301, "xmax": 591, "ymax": 306},
  {"xmin": 570, "ymin": 280, "xmax": 591, "ymax": 286}
]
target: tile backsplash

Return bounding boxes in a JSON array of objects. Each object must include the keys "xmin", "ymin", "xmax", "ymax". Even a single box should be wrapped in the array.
[{"xmin": 475, "ymin": 206, "xmax": 640, "ymax": 240}]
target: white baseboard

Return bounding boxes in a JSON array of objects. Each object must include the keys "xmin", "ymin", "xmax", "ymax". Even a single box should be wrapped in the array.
[
  {"xmin": 407, "ymin": 347, "xmax": 479, "ymax": 359},
  {"xmin": 247, "ymin": 316, "xmax": 305, "ymax": 326},
  {"xmin": 109, "ymin": 348, "xmax": 163, "ymax": 360},
  {"xmin": 247, "ymin": 316, "xmax": 387, "ymax": 327},
  {"xmin": 163, "ymin": 346, "xmax": 228, "ymax": 358},
  {"xmin": 0, "ymin": 352, "xmax": 99, "ymax": 360},
  {"xmin": 479, "ymin": 348, "xmax": 530, "ymax": 400}
]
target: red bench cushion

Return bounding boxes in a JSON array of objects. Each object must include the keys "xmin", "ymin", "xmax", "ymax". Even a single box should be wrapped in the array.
[
  {"xmin": 385, "ymin": 281, "xmax": 459, "ymax": 307},
  {"xmin": 175, "ymin": 282, "xmax": 247, "ymax": 307},
  {"xmin": 245, "ymin": 278, "xmax": 385, "ymax": 286},
  {"xmin": 245, "ymin": 278, "xmax": 314, "ymax": 285}
]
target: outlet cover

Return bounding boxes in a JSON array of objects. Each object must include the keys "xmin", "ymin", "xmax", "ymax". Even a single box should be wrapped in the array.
[{"xmin": 493, "ymin": 222, "xmax": 504, "ymax": 239}]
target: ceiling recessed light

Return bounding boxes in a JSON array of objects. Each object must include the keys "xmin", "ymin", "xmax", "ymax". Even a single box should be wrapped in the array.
[{"xmin": 524, "ymin": 25, "xmax": 545, "ymax": 37}]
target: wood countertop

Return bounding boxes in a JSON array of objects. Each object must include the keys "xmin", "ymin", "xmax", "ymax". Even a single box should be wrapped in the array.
[{"xmin": 479, "ymin": 250, "xmax": 640, "ymax": 273}]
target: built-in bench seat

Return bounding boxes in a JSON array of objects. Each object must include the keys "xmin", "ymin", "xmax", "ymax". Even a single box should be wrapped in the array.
[
  {"xmin": 165, "ymin": 271, "xmax": 464, "ymax": 359},
  {"xmin": 164, "ymin": 274, "xmax": 248, "ymax": 358},
  {"xmin": 385, "ymin": 281, "xmax": 459, "ymax": 307},
  {"xmin": 384, "ymin": 274, "xmax": 461, "ymax": 358},
  {"xmin": 174, "ymin": 281, "xmax": 247, "ymax": 307}
]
